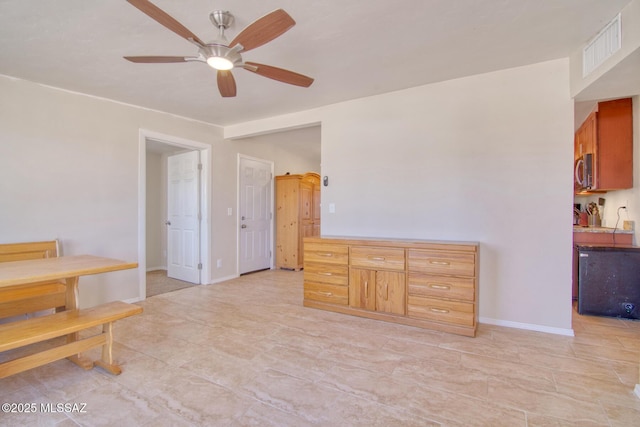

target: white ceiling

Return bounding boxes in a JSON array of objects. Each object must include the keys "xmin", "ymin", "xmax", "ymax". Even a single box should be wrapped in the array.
[{"xmin": 0, "ymin": 0, "xmax": 634, "ymax": 127}]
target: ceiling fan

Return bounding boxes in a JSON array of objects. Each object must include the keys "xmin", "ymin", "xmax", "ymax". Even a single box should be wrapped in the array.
[{"xmin": 123, "ymin": 0, "xmax": 314, "ymax": 97}]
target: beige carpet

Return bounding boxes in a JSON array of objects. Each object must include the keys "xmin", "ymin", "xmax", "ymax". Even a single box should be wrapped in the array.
[{"xmin": 146, "ymin": 269, "xmax": 196, "ymax": 297}]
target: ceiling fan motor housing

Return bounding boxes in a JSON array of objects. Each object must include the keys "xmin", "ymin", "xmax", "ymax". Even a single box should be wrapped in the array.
[
  {"xmin": 210, "ymin": 10, "xmax": 233, "ymax": 30},
  {"xmin": 201, "ymin": 43, "xmax": 243, "ymax": 69}
]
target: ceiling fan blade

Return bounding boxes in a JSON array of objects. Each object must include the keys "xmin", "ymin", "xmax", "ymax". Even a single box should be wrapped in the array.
[
  {"xmin": 229, "ymin": 9, "xmax": 295, "ymax": 52},
  {"xmin": 126, "ymin": 0, "xmax": 205, "ymax": 46},
  {"xmin": 124, "ymin": 56, "xmax": 189, "ymax": 63},
  {"xmin": 217, "ymin": 71, "xmax": 237, "ymax": 97},
  {"xmin": 243, "ymin": 62, "xmax": 314, "ymax": 87}
]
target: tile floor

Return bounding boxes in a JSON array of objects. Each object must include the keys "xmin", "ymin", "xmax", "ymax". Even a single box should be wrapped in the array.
[
  {"xmin": 146, "ymin": 270, "xmax": 196, "ymax": 298},
  {"xmin": 1, "ymin": 269, "xmax": 639, "ymax": 426}
]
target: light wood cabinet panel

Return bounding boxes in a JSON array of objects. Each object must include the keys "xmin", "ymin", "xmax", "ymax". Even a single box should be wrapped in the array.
[
  {"xmin": 407, "ymin": 295, "xmax": 474, "ymax": 327},
  {"xmin": 304, "ymin": 282, "xmax": 348, "ymax": 306},
  {"xmin": 408, "ymin": 273, "xmax": 474, "ymax": 302},
  {"xmin": 407, "ymin": 250, "xmax": 475, "ymax": 276},
  {"xmin": 375, "ymin": 270, "xmax": 406, "ymax": 315},
  {"xmin": 350, "ymin": 246, "xmax": 405, "ymax": 271},
  {"xmin": 349, "ymin": 268, "xmax": 405, "ymax": 314},
  {"xmin": 349, "ymin": 268, "xmax": 376, "ymax": 310},
  {"xmin": 304, "ymin": 243, "xmax": 348, "ymax": 265},
  {"xmin": 303, "ymin": 241, "xmax": 349, "ymax": 306},
  {"xmin": 305, "ymin": 263, "xmax": 348, "ymax": 286},
  {"xmin": 276, "ymin": 173, "xmax": 320, "ymax": 270},
  {"xmin": 304, "ymin": 237, "xmax": 478, "ymax": 337}
]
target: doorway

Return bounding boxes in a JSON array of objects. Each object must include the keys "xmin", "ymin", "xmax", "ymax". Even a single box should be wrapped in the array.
[
  {"xmin": 138, "ymin": 130, "xmax": 211, "ymax": 299},
  {"xmin": 238, "ymin": 155, "xmax": 274, "ymax": 274}
]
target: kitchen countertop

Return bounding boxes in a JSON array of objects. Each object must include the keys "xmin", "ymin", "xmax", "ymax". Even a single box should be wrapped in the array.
[
  {"xmin": 576, "ymin": 243, "xmax": 639, "ymax": 250},
  {"xmin": 573, "ymin": 226, "xmax": 634, "ymax": 234}
]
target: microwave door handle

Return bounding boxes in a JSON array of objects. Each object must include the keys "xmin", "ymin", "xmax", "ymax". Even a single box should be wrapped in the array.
[{"xmin": 575, "ymin": 158, "xmax": 584, "ymax": 186}]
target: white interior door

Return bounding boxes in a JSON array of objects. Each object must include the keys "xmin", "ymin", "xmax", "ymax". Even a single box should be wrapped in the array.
[
  {"xmin": 167, "ymin": 150, "xmax": 200, "ymax": 283},
  {"xmin": 239, "ymin": 156, "xmax": 273, "ymax": 274}
]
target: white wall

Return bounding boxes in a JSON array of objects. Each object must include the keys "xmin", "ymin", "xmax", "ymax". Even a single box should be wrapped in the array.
[
  {"xmin": 227, "ymin": 59, "xmax": 576, "ymax": 334},
  {"xmin": 570, "ymin": 0, "xmax": 640, "ymax": 98},
  {"xmin": 0, "ymin": 76, "xmax": 227, "ymax": 307},
  {"xmin": 233, "ymin": 126, "xmax": 321, "ymax": 176}
]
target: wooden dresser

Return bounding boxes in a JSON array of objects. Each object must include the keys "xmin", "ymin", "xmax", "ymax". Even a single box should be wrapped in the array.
[{"xmin": 303, "ymin": 237, "xmax": 479, "ymax": 337}]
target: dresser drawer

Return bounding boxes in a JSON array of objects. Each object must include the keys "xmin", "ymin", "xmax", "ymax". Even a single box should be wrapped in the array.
[
  {"xmin": 407, "ymin": 295, "xmax": 474, "ymax": 327},
  {"xmin": 304, "ymin": 282, "xmax": 348, "ymax": 305},
  {"xmin": 350, "ymin": 246, "xmax": 405, "ymax": 271},
  {"xmin": 408, "ymin": 272, "xmax": 474, "ymax": 302},
  {"xmin": 304, "ymin": 243, "xmax": 349, "ymax": 265},
  {"xmin": 407, "ymin": 250, "xmax": 475, "ymax": 277},
  {"xmin": 304, "ymin": 263, "xmax": 348, "ymax": 286}
]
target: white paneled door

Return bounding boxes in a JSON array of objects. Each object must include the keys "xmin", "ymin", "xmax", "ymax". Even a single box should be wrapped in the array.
[
  {"xmin": 239, "ymin": 156, "xmax": 273, "ymax": 274},
  {"xmin": 167, "ymin": 150, "xmax": 201, "ymax": 284}
]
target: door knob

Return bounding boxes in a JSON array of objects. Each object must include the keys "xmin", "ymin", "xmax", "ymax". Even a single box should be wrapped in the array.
[{"xmin": 241, "ymin": 224, "xmax": 247, "ymax": 229}]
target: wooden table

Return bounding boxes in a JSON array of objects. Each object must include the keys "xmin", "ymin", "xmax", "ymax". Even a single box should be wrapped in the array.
[{"xmin": 0, "ymin": 255, "xmax": 138, "ymax": 368}]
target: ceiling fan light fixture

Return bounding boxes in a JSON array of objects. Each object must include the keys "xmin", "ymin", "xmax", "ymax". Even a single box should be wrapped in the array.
[{"xmin": 207, "ymin": 56, "xmax": 234, "ymax": 70}]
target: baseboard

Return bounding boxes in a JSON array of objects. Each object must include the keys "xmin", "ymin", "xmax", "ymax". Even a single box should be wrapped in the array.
[
  {"xmin": 207, "ymin": 274, "xmax": 239, "ymax": 285},
  {"xmin": 146, "ymin": 266, "xmax": 167, "ymax": 272},
  {"xmin": 479, "ymin": 317, "xmax": 575, "ymax": 336}
]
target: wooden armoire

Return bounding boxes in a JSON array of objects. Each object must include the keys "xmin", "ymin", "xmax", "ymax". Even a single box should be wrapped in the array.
[{"xmin": 275, "ymin": 172, "xmax": 321, "ymax": 270}]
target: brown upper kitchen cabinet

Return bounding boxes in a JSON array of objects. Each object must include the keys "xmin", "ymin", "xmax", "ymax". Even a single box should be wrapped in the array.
[
  {"xmin": 574, "ymin": 98, "xmax": 633, "ymax": 192},
  {"xmin": 275, "ymin": 172, "xmax": 321, "ymax": 270}
]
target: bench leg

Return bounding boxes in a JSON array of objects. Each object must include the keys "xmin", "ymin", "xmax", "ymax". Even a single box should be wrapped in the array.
[
  {"xmin": 62, "ymin": 276, "xmax": 94, "ymax": 369},
  {"xmin": 66, "ymin": 344, "xmax": 94, "ymax": 370},
  {"xmin": 93, "ymin": 322, "xmax": 122, "ymax": 375}
]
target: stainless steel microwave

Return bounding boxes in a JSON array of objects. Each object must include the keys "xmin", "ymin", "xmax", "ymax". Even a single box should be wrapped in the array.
[{"xmin": 575, "ymin": 153, "xmax": 593, "ymax": 191}]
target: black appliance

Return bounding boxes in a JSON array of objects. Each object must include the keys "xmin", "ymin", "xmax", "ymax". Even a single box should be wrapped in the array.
[
  {"xmin": 578, "ymin": 245, "xmax": 640, "ymax": 319},
  {"xmin": 574, "ymin": 153, "xmax": 593, "ymax": 191}
]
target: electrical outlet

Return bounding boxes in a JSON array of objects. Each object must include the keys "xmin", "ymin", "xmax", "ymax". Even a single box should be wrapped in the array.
[{"xmin": 216, "ymin": 259, "xmax": 222, "ymax": 268}]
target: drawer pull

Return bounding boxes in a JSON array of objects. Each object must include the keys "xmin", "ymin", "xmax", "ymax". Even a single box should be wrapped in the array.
[
  {"xmin": 429, "ymin": 284, "xmax": 451, "ymax": 290},
  {"xmin": 319, "ymin": 253, "xmax": 333, "ymax": 257},
  {"xmin": 429, "ymin": 260, "xmax": 450, "ymax": 266},
  {"xmin": 430, "ymin": 307, "xmax": 449, "ymax": 314},
  {"xmin": 369, "ymin": 256, "xmax": 386, "ymax": 261},
  {"xmin": 319, "ymin": 292, "xmax": 333, "ymax": 297},
  {"xmin": 320, "ymin": 272, "xmax": 333, "ymax": 276}
]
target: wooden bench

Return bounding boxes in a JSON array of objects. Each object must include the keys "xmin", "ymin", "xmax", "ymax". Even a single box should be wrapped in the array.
[
  {"xmin": 0, "ymin": 300, "xmax": 142, "ymax": 378},
  {"xmin": 0, "ymin": 240, "xmax": 66, "ymax": 319}
]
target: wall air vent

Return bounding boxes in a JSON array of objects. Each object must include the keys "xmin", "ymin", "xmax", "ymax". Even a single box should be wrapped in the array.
[{"xmin": 583, "ymin": 13, "xmax": 621, "ymax": 77}]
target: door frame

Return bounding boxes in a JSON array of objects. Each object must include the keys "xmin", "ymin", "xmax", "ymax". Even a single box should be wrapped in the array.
[
  {"xmin": 237, "ymin": 154, "xmax": 275, "ymax": 275},
  {"xmin": 138, "ymin": 129, "xmax": 211, "ymax": 299}
]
